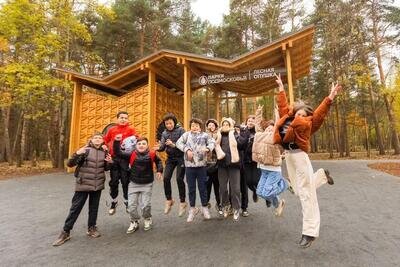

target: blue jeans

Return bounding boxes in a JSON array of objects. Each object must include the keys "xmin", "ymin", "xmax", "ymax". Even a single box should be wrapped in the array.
[
  {"xmin": 186, "ymin": 167, "xmax": 208, "ymax": 207},
  {"xmin": 256, "ymin": 169, "xmax": 287, "ymax": 208}
]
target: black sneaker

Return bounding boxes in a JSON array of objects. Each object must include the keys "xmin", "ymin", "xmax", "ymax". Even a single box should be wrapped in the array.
[
  {"xmin": 252, "ymin": 192, "xmax": 258, "ymax": 203},
  {"xmin": 299, "ymin": 235, "xmax": 316, "ymax": 248},
  {"xmin": 109, "ymin": 201, "xmax": 117, "ymax": 215},
  {"xmin": 324, "ymin": 169, "xmax": 334, "ymax": 185}
]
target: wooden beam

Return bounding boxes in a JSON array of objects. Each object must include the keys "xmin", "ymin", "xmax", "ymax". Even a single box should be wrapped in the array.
[
  {"xmin": 183, "ymin": 64, "xmax": 191, "ymax": 130},
  {"xmin": 68, "ymin": 82, "xmax": 83, "ymax": 172},
  {"xmin": 147, "ymin": 68, "xmax": 157, "ymax": 147},
  {"xmin": 145, "ymin": 64, "xmax": 183, "ymax": 91}
]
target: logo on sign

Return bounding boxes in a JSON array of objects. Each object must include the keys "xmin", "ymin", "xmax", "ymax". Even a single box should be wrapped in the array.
[{"xmin": 199, "ymin": 76, "xmax": 208, "ymax": 86}]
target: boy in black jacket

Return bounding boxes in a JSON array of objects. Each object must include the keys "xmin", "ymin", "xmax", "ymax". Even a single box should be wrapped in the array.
[{"xmin": 114, "ymin": 135, "xmax": 163, "ymax": 233}]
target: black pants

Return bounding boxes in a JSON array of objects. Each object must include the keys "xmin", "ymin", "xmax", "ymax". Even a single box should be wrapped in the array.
[
  {"xmin": 240, "ymin": 167, "xmax": 249, "ymax": 210},
  {"xmin": 63, "ymin": 190, "xmax": 102, "ymax": 232},
  {"xmin": 163, "ymin": 158, "xmax": 186, "ymax": 202},
  {"xmin": 243, "ymin": 162, "xmax": 261, "ymax": 193},
  {"xmin": 109, "ymin": 161, "xmax": 129, "ymax": 201},
  {"xmin": 206, "ymin": 169, "xmax": 220, "ymax": 205}
]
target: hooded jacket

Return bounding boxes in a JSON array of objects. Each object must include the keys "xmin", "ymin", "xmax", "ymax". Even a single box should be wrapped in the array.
[
  {"xmin": 67, "ymin": 143, "xmax": 111, "ymax": 192},
  {"xmin": 176, "ymin": 131, "xmax": 215, "ymax": 168},
  {"xmin": 158, "ymin": 125, "xmax": 185, "ymax": 159},
  {"xmin": 273, "ymin": 91, "xmax": 332, "ymax": 152}
]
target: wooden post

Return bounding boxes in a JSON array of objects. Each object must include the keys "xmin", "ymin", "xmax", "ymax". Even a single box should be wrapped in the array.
[
  {"xmin": 183, "ymin": 61, "xmax": 191, "ymax": 130},
  {"xmin": 67, "ymin": 82, "xmax": 82, "ymax": 172},
  {"xmin": 284, "ymin": 42, "xmax": 294, "ymax": 105},
  {"xmin": 148, "ymin": 67, "xmax": 156, "ymax": 147},
  {"xmin": 213, "ymin": 88, "xmax": 220, "ymax": 122}
]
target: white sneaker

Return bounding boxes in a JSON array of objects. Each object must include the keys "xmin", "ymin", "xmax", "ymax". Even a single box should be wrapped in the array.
[
  {"xmin": 144, "ymin": 218, "xmax": 153, "ymax": 231},
  {"xmin": 164, "ymin": 199, "xmax": 175, "ymax": 214},
  {"xmin": 178, "ymin": 202, "xmax": 187, "ymax": 217},
  {"xmin": 223, "ymin": 206, "xmax": 230, "ymax": 218},
  {"xmin": 233, "ymin": 210, "xmax": 240, "ymax": 222},
  {"xmin": 187, "ymin": 207, "xmax": 199, "ymax": 223},
  {"xmin": 202, "ymin": 206, "xmax": 211, "ymax": 220},
  {"xmin": 126, "ymin": 221, "xmax": 139, "ymax": 234},
  {"xmin": 274, "ymin": 199, "xmax": 285, "ymax": 217}
]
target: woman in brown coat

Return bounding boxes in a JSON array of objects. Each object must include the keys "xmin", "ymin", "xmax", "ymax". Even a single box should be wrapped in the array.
[
  {"xmin": 53, "ymin": 133, "xmax": 112, "ymax": 246},
  {"xmin": 274, "ymin": 74, "xmax": 341, "ymax": 248}
]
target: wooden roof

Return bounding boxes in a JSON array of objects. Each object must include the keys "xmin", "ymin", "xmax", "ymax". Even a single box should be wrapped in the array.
[{"xmin": 56, "ymin": 25, "xmax": 314, "ymax": 97}]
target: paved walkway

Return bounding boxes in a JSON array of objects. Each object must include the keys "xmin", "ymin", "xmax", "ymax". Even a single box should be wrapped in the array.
[{"xmin": 0, "ymin": 160, "xmax": 399, "ymax": 267}]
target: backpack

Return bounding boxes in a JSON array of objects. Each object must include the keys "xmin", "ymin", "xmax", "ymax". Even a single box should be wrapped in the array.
[{"xmin": 129, "ymin": 150, "xmax": 156, "ymax": 169}]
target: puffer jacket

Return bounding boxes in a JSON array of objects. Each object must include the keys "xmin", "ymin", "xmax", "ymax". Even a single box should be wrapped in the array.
[
  {"xmin": 176, "ymin": 131, "xmax": 215, "ymax": 167},
  {"xmin": 252, "ymin": 130, "xmax": 283, "ymax": 166},
  {"xmin": 113, "ymin": 141, "xmax": 163, "ymax": 184},
  {"xmin": 158, "ymin": 126, "xmax": 185, "ymax": 159},
  {"xmin": 273, "ymin": 91, "xmax": 332, "ymax": 152},
  {"xmin": 67, "ymin": 145, "xmax": 111, "ymax": 192}
]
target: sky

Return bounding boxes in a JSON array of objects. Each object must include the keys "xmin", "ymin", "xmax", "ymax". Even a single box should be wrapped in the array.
[{"xmin": 192, "ymin": 0, "xmax": 400, "ymax": 26}]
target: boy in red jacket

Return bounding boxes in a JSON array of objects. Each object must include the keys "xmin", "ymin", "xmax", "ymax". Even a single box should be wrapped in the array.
[{"xmin": 103, "ymin": 111, "xmax": 138, "ymax": 215}]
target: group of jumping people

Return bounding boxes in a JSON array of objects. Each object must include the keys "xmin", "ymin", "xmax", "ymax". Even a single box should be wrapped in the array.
[{"xmin": 52, "ymin": 74, "xmax": 342, "ymax": 249}]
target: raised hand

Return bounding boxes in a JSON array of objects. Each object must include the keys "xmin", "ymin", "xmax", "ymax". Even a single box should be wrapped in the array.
[
  {"xmin": 76, "ymin": 146, "xmax": 87, "ymax": 155},
  {"xmin": 328, "ymin": 82, "xmax": 342, "ymax": 100},
  {"xmin": 105, "ymin": 153, "xmax": 112, "ymax": 162},
  {"xmin": 274, "ymin": 73, "xmax": 284, "ymax": 92}
]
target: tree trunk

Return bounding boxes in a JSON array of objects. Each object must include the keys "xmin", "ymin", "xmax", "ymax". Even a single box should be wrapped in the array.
[
  {"xmin": 368, "ymin": 85, "xmax": 385, "ymax": 154},
  {"xmin": 12, "ymin": 112, "xmax": 24, "ymax": 167},
  {"xmin": 1, "ymin": 107, "xmax": 12, "ymax": 164},
  {"xmin": 57, "ymin": 98, "xmax": 68, "ymax": 168}
]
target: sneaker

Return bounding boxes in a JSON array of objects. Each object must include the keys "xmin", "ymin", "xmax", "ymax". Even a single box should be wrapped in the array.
[
  {"xmin": 109, "ymin": 201, "xmax": 117, "ymax": 215},
  {"xmin": 202, "ymin": 206, "xmax": 211, "ymax": 220},
  {"xmin": 274, "ymin": 199, "xmax": 285, "ymax": 217},
  {"xmin": 178, "ymin": 202, "xmax": 187, "ymax": 217},
  {"xmin": 233, "ymin": 209, "xmax": 240, "ymax": 221},
  {"xmin": 187, "ymin": 207, "xmax": 199, "ymax": 223},
  {"xmin": 87, "ymin": 226, "xmax": 101, "ymax": 238},
  {"xmin": 252, "ymin": 192, "xmax": 258, "ymax": 203},
  {"xmin": 223, "ymin": 206, "xmax": 230, "ymax": 218},
  {"xmin": 144, "ymin": 218, "xmax": 153, "ymax": 231},
  {"xmin": 164, "ymin": 199, "xmax": 175, "ymax": 214},
  {"xmin": 127, "ymin": 221, "xmax": 139, "ymax": 234},
  {"xmin": 324, "ymin": 169, "xmax": 334, "ymax": 185},
  {"xmin": 241, "ymin": 209, "xmax": 249, "ymax": 217},
  {"xmin": 52, "ymin": 231, "xmax": 70, "ymax": 246},
  {"xmin": 228, "ymin": 206, "xmax": 234, "ymax": 216},
  {"xmin": 217, "ymin": 205, "xmax": 224, "ymax": 217},
  {"xmin": 124, "ymin": 201, "xmax": 129, "ymax": 213}
]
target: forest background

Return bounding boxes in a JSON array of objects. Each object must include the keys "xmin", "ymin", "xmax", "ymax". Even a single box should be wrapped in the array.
[{"xmin": 0, "ymin": 0, "xmax": 399, "ymax": 173}]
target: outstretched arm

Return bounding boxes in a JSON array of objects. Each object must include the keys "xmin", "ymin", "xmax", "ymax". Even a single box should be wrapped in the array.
[
  {"xmin": 274, "ymin": 73, "xmax": 290, "ymax": 117},
  {"xmin": 312, "ymin": 82, "xmax": 342, "ymax": 133}
]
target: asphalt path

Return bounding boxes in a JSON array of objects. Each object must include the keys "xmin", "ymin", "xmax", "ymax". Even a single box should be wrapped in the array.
[{"xmin": 0, "ymin": 160, "xmax": 399, "ymax": 267}]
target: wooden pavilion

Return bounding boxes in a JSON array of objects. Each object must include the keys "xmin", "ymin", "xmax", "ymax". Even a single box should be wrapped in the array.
[{"xmin": 56, "ymin": 25, "xmax": 315, "ymax": 157}]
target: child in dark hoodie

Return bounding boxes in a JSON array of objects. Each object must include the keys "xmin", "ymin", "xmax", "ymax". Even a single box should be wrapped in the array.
[
  {"xmin": 114, "ymin": 135, "xmax": 163, "ymax": 233},
  {"xmin": 154, "ymin": 113, "xmax": 187, "ymax": 216}
]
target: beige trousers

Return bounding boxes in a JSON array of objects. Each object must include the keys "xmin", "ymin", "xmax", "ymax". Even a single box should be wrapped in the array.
[{"xmin": 285, "ymin": 150, "xmax": 328, "ymax": 237}]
